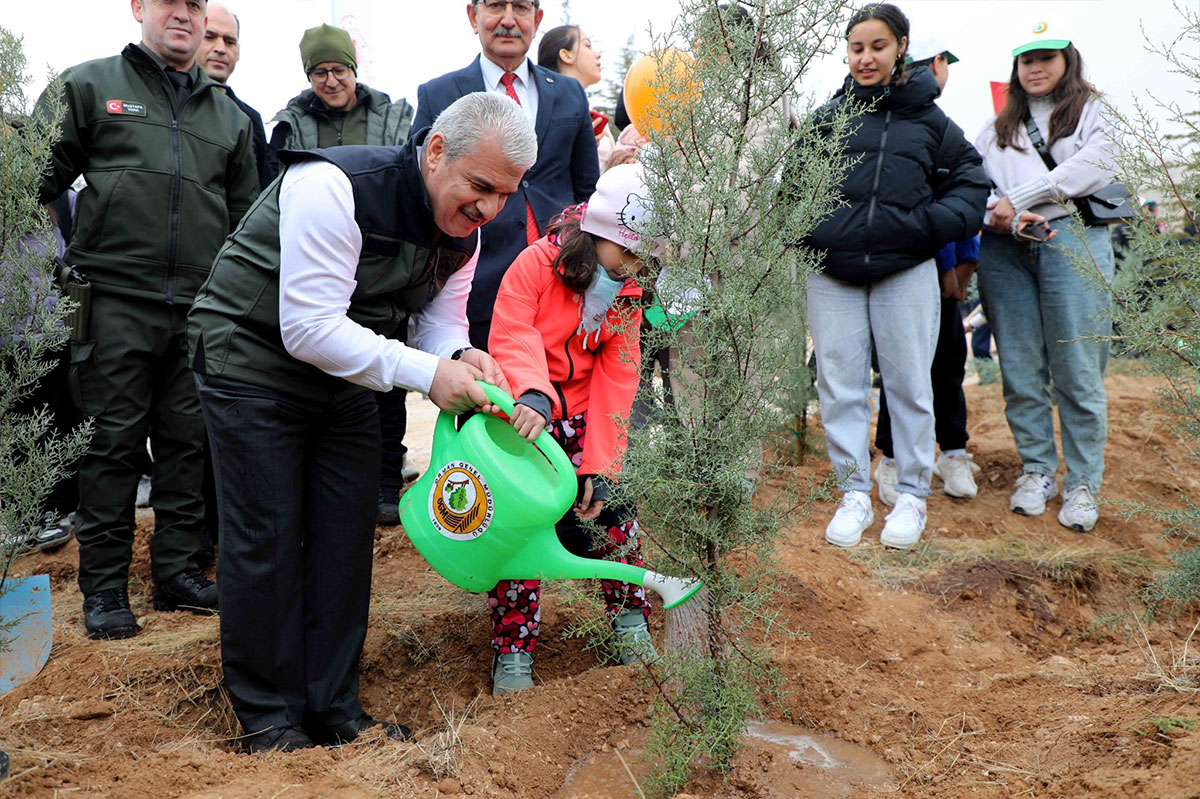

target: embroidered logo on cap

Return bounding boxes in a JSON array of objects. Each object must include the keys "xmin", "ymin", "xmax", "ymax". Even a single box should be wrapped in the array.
[{"xmin": 105, "ymin": 100, "xmax": 146, "ymax": 117}]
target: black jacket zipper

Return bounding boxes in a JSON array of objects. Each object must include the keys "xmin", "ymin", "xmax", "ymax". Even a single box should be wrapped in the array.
[
  {"xmin": 862, "ymin": 108, "xmax": 892, "ymax": 275},
  {"xmin": 552, "ymin": 336, "xmax": 577, "ymax": 418}
]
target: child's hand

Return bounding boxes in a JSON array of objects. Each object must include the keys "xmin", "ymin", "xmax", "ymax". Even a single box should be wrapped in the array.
[
  {"xmin": 575, "ymin": 476, "xmax": 606, "ymax": 521},
  {"xmin": 509, "ymin": 403, "xmax": 547, "ymax": 443}
]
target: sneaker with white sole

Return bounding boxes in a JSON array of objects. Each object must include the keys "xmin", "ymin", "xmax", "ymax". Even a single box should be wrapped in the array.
[
  {"xmin": 934, "ymin": 453, "xmax": 979, "ymax": 499},
  {"xmin": 1010, "ymin": 472, "xmax": 1057, "ymax": 516},
  {"xmin": 874, "ymin": 457, "xmax": 899, "ymax": 507},
  {"xmin": 1058, "ymin": 486, "xmax": 1099, "ymax": 532},
  {"xmin": 825, "ymin": 490, "xmax": 874, "ymax": 548},
  {"xmin": 492, "ymin": 651, "xmax": 534, "ymax": 696},
  {"xmin": 880, "ymin": 493, "xmax": 926, "ymax": 550}
]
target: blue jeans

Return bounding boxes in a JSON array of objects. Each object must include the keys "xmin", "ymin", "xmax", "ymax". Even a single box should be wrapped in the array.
[
  {"xmin": 977, "ymin": 221, "xmax": 1114, "ymax": 494},
  {"xmin": 808, "ymin": 262, "xmax": 940, "ymax": 497}
]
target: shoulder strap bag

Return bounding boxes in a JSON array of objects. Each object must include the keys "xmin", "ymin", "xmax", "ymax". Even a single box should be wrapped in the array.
[{"xmin": 1023, "ymin": 114, "xmax": 1134, "ymax": 226}]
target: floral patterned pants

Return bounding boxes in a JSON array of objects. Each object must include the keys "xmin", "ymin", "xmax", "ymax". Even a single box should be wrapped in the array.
[{"xmin": 489, "ymin": 412, "xmax": 650, "ymax": 653}]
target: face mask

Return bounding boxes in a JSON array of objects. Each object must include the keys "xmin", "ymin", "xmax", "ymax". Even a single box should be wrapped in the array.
[{"xmin": 578, "ymin": 266, "xmax": 624, "ymax": 345}]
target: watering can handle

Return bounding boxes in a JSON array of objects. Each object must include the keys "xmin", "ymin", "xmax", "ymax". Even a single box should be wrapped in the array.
[
  {"xmin": 430, "ymin": 382, "xmax": 579, "ymax": 502},
  {"xmin": 475, "ymin": 381, "xmax": 579, "ymax": 491}
]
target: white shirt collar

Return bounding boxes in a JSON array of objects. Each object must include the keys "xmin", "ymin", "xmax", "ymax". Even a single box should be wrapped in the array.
[{"xmin": 479, "ymin": 54, "xmax": 531, "ymax": 92}]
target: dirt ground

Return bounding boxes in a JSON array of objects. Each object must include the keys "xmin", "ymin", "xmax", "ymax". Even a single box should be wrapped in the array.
[{"xmin": 3, "ymin": 372, "xmax": 1200, "ymax": 798}]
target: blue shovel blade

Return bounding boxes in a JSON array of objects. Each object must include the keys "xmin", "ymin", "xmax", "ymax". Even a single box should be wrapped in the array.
[{"xmin": 0, "ymin": 574, "xmax": 53, "ymax": 695}]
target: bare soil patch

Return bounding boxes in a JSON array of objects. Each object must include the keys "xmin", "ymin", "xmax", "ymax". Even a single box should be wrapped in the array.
[{"xmin": 3, "ymin": 373, "xmax": 1199, "ymax": 797}]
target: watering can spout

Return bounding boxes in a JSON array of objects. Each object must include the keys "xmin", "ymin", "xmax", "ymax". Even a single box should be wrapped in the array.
[
  {"xmin": 519, "ymin": 530, "xmax": 702, "ymax": 608},
  {"xmin": 642, "ymin": 571, "xmax": 704, "ymax": 609}
]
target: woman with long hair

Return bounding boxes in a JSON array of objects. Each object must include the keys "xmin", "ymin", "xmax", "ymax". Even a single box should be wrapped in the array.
[
  {"xmin": 802, "ymin": 3, "xmax": 988, "ymax": 549},
  {"xmin": 538, "ymin": 25, "xmax": 629, "ymax": 170},
  {"xmin": 974, "ymin": 24, "xmax": 1119, "ymax": 532}
]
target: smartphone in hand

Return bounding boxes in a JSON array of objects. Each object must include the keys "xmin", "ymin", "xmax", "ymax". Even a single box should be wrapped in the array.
[{"xmin": 1015, "ymin": 220, "xmax": 1051, "ymax": 242}]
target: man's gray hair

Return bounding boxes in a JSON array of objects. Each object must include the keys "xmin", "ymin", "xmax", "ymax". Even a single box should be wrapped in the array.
[{"xmin": 429, "ymin": 92, "xmax": 537, "ymax": 170}]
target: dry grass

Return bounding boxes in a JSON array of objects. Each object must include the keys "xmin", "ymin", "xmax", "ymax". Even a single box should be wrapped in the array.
[
  {"xmin": 370, "ymin": 582, "xmax": 485, "ymax": 666},
  {"xmin": 847, "ymin": 535, "xmax": 1154, "ymax": 591},
  {"xmin": 336, "ymin": 693, "xmax": 478, "ymax": 795},
  {"xmin": 1131, "ymin": 612, "xmax": 1200, "ymax": 693},
  {"xmin": 410, "ymin": 694, "xmax": 477, "ymax": 780}
]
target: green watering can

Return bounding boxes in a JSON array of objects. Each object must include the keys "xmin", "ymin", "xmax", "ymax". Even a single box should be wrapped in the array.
[{"xmin": 399, "ymin": 382, "xmax": 702, "ymax": 609}]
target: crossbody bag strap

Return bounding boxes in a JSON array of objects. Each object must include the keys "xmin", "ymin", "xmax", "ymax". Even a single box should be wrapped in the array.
[{"xmin": 1024, "ymin": 114, "xmax": 1058, "ymax": 172}]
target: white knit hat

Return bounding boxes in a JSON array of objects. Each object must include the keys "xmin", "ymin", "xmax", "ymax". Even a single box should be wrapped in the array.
[{"xmin": 580, "ymin": 163, "xmax": 659, "ymax": 255}]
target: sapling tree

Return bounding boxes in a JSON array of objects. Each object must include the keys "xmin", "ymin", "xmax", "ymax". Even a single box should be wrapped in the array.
[
  {"xmin": 1077, "ymin": 5, "xmax": 1200, "ymax": 613},
  {"xmin": 0, "ymin": 27, "xmax": 90, "ymax": 622},
  {"xmin": 610, "ymin": 1, "xmax": 853, "ymax": 794}
]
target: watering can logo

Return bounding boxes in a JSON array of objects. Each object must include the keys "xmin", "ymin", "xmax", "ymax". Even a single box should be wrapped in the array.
[{"xmin": 429, "ymin": 461, "xmax": 494, "ymax": 540}]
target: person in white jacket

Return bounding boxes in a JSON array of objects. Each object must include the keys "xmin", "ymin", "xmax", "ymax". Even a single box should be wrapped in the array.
[{"xmin": 974, "ymin": 22, "xmax": 1119, "ymax": 533}]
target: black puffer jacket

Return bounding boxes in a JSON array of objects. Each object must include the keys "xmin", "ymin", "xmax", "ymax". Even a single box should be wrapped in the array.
[{"xmin": 804, "ymin": 67, "xmax": 988, "ymax": 285}]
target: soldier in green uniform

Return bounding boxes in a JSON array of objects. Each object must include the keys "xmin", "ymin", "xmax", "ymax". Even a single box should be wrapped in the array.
[{"xmin": 36, "ymin": 0, "xmax": 259, "ymax": 640}]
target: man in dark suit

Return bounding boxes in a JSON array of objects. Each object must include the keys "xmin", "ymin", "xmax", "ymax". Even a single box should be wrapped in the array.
[
  {"xmin": 196, "ymin": 2, "xmax": 270, "ymax": 190},
  {"xmin": 412, "ymin": 0, "xmax": 600, "ymax": 349}
]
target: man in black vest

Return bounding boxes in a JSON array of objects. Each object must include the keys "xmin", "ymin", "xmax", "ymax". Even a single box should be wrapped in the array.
[{"xmin": 187, "ymin": 92, "xmax": 536, "ymax": 753}]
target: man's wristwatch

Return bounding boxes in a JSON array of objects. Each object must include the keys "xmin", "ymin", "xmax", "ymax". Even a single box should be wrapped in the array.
[{"xmin": 451, "ymin": 347, "xmax": 473, "ymax": 361}]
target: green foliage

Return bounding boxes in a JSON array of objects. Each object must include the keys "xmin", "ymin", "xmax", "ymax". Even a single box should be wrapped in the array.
[
  {"xmin": 1086, "ymin": 6, "xmax": 1200, "ymax": 618},
  {"xmin": 1138, "ymin": 716, "xmax": 1197, "ymax": 736},
  {"xmin": 0, "ymin": 26, "xmax": 92, "ymax": 643},
  {"xmin": 611, "ymin": 2, "xmax": 850, "ymax": 794}
]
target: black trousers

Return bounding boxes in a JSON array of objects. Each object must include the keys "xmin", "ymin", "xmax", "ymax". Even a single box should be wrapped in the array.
[
  {"xmin": 877, "ymin": 295, "xmax": 969, "ymax": 458},
  {"xmin": 71, "ymin": 293, "xmax": 204, "ymax": 594},
  {"xmin": 375, "ymin": 387, "xmax": 408, "ymax": 498},
  {"xmin": 196, "ymin": 373, "xmax": 379, "ymax": 736}
]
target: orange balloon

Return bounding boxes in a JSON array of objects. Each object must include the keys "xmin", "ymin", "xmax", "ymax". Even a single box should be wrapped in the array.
[{"xmin": 622, "ymin": 49, "xmax": 696, "ymax": 137}]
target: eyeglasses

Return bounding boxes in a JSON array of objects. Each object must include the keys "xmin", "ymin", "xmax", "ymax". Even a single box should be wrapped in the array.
[
  {"xmin": 309, "ymin": 65, "xmax": 351, "ymax": 81},
  {"xmin": 475, "ymin": 0, "xmax": 539, "ymax": 17}
]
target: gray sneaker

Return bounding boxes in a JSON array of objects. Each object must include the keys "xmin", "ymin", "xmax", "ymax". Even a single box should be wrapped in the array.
[
  {"xmin": 492, "ymin": 651, "xmax": 534, "ymax": 696},
  {"xmin": 612, "ymin": 609, "xmax": 659, "ymax": 666}
]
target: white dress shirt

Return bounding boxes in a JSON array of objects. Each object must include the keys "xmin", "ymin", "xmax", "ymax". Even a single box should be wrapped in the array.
[
  {"xmin": 479, "ymin": 54, "xmax": 539, "ymax": 125},
  {"xmin": 277, "ymin": 160, "xmax": 476, "ymax": 395}
]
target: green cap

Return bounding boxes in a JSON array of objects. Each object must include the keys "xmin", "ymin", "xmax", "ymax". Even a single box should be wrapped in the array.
[
  {"xmin": 300, "ymin": 24, "xmax": 357, "ymax": 75},
  {"xmin": 1012, "ymin": 21, "xmax": 1070, "ymax": 57}
]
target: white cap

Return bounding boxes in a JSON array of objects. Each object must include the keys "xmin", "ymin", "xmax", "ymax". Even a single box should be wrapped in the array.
[
  {"xmin": 580, "ymin": 163, "xmax": 660, "ymax": 256},
  {"xmin": 1011, "ymin": 20, "xmax": 1071, "ymax": 57},
  {"xmin": 906, "ymin": 37, "xmax": 959, "ymax": 65}
]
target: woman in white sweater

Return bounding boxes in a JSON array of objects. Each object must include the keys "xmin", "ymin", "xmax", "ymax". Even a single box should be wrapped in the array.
[{"xmin": 974, "ymin": 23, "xmax": 1119, "ymax": 533}]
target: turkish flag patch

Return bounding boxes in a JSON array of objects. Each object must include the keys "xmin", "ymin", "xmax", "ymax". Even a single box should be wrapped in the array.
[{"xmin": 105, "ymin": 100, "xmax": 146, "ymax": 117}]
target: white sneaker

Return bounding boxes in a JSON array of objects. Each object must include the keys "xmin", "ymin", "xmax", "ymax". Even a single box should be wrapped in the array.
[
  {"xmin": 880, "ymin": 493, "xmax": 926, "ymax": 550},
  {"xmin": 874, "ymin": 457, "xmax": 899, "ymax": 507},
  {"xmin": 934, "ymin": 453, "xmax": 979, "ymax": 499},
  {"xmin": 1010, "ymin": 472, "xmax": 1057, "ymax": 516},
  {"xmin": 1058, "ymin": 486, "xmax": 1099, "ymax": 532},
  {"xmin": 825, "ymin": 491, "xmax": 874, "ymax": 548}
]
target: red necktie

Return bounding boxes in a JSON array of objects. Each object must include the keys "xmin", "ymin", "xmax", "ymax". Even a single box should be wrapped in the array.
[{"xmin": 500, "ymin": 72, "xmax": 539, "ymax": 246}]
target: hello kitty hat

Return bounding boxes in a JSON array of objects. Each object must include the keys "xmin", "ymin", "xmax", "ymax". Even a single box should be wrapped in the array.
[{"xmin": 580, "ymin": 163, "xmax": 661, "ymax": 256}]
